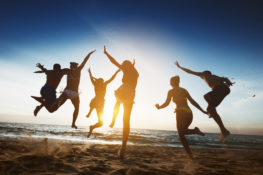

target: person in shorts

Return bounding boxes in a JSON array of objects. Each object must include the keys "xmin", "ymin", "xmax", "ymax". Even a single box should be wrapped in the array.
[
  {"xmin": 31, "ymin": 63, "xmax": 67, "ymax": 116},
  {"xmin": 176, "ymin": 61, "xmax": 234, "ymax": 142},
  {"xmin": 35, "ymin": 50, "xmax": 96, "ymax": 129}
]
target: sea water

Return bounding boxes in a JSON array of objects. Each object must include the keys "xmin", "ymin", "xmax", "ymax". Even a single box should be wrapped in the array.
[{"xmin": 0, "ymin": 122, "xmax": 262, "ymax": 150}]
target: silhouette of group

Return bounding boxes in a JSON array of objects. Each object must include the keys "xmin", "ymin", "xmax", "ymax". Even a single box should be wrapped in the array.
[{"xmin": 32, "ymin": 46, "xmax": 234, "ymax": 159}]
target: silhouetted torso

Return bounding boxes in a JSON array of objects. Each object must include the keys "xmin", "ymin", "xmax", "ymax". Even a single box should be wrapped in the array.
[
  {"xmin": 94, "ymin": 83, "xmax": 107, "ymax": 99},
  {"xmin": 170, "ymin": 87, "xmax": 189, "ymax": 109},
  {"xmin": 66, "ymin": 68, "xmax": 81, "ymax": 92},
  {"xmin": 122, "ymin": 67, "xmax": 139, "ymax": 89},
  {"xmin": 201, "ymin": 74, "xmax": 224, "ymax": 89},
  {"xmin": 45, "ymin": 70, "xmax": 67, "ymax": 89}
]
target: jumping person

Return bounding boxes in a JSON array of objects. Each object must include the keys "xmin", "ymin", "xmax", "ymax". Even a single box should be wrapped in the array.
[
  {"xmin": 55, "ymin": 50, "xmax": 96, "ymax": 129},
  {"xmin": 34, "ymin": 50, "xmax": 96, "ymax": 129},
  {"xmin": 31, "ymin": 63, "xmax": 67, "ymax": 116},
  {"xmin": 104, "ymin": 46, "xmax": 139, "ymax": 159},
  {"xmin": 86, "ymin": 68, "xmax": 120, "ymax": 137},
  {"xmin": 156, "ymin": 76, "xmax": 207, "ymax": 159},
  {"xmin": 175, "ymin": 61, "xmax": 234, "ymax": 142}
]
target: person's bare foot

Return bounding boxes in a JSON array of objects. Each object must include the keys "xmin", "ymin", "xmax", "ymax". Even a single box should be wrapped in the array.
[
  {"xmin": 87, "ymin": 126, "xmax": 94, "ymax": 138},
  {"xmin": 220, "ymin": 130, "xmax": 230, "ymax": 143},
  {"xmin": 71, "ymin": 124, "xmax": 78, "ymax": 129},
  {"xmin": 194, "ymin": 127, "xmax": 205, "ymax": 136},
  {"xmin": 34, "ymin": 105, "xmax": 42, "ymax": 117}
]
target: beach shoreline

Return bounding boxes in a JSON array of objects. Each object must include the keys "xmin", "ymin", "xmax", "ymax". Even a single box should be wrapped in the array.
[{"xmin": 0, "ymin": 138, "xmax": 263, "ymax": 175}]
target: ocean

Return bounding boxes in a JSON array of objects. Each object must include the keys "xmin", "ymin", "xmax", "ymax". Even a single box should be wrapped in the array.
[{"xmin": 0, "ymin": 122, "xmax": 262, "ymax": 150}]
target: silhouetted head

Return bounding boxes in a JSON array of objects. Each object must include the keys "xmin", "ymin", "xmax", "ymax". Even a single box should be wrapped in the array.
[
  {"xmin": 53, "ymin": 64, "xmax": 61, "ymax": 71},
  {"xmin": 203, "ymin": 70, "xmax": 212, "ymax": 76},
  {"xmin": 121, "ymin": 60, "xmax": 133, "ymax": 70},
  {"xmin": 95, "ymin": 78, "xmax": 104, "ymax": 86},
  {"xmin": 70, "ymin": 62, "xmax": 78, "ymax": 70},
  {"xmin": 170, "ymin": 76, "xmax": 180, "ymax": 88}
]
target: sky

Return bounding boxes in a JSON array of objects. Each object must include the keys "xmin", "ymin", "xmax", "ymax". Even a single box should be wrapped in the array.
[{"xmin": 0, "ymin": 0, "xmax": 263, "ymax": 135}]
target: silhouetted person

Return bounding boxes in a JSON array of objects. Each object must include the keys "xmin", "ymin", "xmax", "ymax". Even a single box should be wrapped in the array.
[
  {"xmin": 35, "ymin": 50, "xmax": 96, "ymax": 129},
  {"xmin": 156, "ymin": 76, "xmax": 207, "ymax": 159},
  {"xmin": 176, "ymin": 61, "xmax": 234, "ymax": 142},
  {"xmin": 86, "ymin": 68, "xmax": 120, "ymax": 137},
  {"xmin": 31, "ymin": 63, "xmax": 67, "ymax": 116},
  {"xmin": 104, "ymin": 46, "xmax": 139, "ymax": 159}
]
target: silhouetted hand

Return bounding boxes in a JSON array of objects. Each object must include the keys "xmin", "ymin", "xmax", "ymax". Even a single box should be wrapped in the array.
[
  {"xmin": 88, "ymin": 50, "xmax": 96, "ymax": 56},
  {"xmin": 155, "ymin": 104, "xmax": 160, "ymax": 109},
  {"xmin": 223, "ymin": 77, "xmax": 235, "ymax": 87},
  {"xmin": 36, "ymin": 63, "xmax": 45, "ymax": 70},
  {"xmin": 175, "ymin": 61, "xmax": 181, "ymax": 68},
  {"xmin": 104, "ymin": 46, "xmax": 106, "ymax": 53},
  {"xmin": 36, "ymin": 63, "xmax": 42, "ymax": 68}
]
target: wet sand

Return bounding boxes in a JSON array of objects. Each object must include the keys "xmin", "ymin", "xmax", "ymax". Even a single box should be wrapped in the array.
[{"xmin": 0, "ymin": 138, "xmax": 262, "ymax": 175}]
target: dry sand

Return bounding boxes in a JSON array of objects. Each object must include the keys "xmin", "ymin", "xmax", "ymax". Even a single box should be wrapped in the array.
[{"xmin": 0, "ymin": 138, "xmax": 262, "ymax": 175}]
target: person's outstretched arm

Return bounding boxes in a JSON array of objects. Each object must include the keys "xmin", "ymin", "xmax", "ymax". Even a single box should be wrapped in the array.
[
  {"xmin": 104, "ymin": 46, "xmax": 122, "ymax": 69},
  {"xmin": 186, "ymin": 90, "xmax": 207, "ymax": 115},
  {"xmin": 88, "ymin": 68, "xmax": 96, "ymax": 85},
  {"xmin": 34, "ymin": 71, "xmax": 45, "ymax": 73},
  {"xmin": 35, "ymin": 63, "xmax": 48, "ymax": 74},
  {"xmin": 175, "ymin": 61, "xmax": 203, "ymax": 77},
  {"xmin": 61, "ymin": 68, "xmax": 69, "ymax": 75},
  {"xmin": 105, "ymin": 69, "xmax": 121, "ymax": 85},
  {"xmin": 78, "ymin": 50, "xmax": 96, "ymax": 71},
  {"xmin": 155, "ymin": 90, "xmax": 172, "ymax": 109},
  {"xmin": 222, "ymin": 77, "xmax": 235, "ymax": 87}
]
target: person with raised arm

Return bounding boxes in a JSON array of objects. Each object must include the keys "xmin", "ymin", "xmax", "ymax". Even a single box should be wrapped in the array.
[
  {"xmin": 86, "ymin": 68, "xmax": 120, "ymax": 137},
  {"xmin": 31, "ymin": 63, "xmax": 68, "ymax": 116},
  {"xmin": 175, "ymin": 61, "xmax": 234, "ymax": 142},
  {"xmin": 33, "ymin": 50, "xmax": 96, "ymax": 129},
  {"xmin": 104, "ymin": 46, "xmax": 139, "ymax": 159},
  {"xmin": 156, "ymin": 76, "xmax": 207, "ymax": 159}
]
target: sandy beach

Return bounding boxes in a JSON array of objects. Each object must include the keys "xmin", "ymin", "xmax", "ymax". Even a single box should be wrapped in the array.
[{"xmin": 0, "ymin": 138, "xmax": 262, "ymax": 175}]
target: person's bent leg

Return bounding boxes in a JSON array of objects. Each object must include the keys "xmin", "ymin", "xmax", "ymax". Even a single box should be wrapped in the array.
[
  {"xmin": 176, "ymin": 110, "xmax": 192, "ymax": 134},
  {"xmin": 207, "ymin": 105, "xmax": 229, "ymax": 133},
  {"xmin": 53, "ymin": 93, "xmax": 67, "ymax": 110},
  {"xmin": 37, "ymin": 100, "xmax": 57, "ymax": 113},
  {"xmin": 71, "ymin": 97, "xmax": 80, "ymax": 129},
  {"xmin": 109, "ymin": 100, "xmax": 121, "ymax": 128},
  {"xmin": 178, "ymin": 131, "xmax": 193, "ymax": 159},
  {"xmin": 43, "ymin": 93, "xmax": 67, "ymax": 113},
  {"xmin": 34, "ymin": 104, "xmax": 43, "ymax": 117},
  {"xmin": 176, "ymin": 111, "xmax": 194, "ymax": 159},
  {"xmin": 86, "ymin": 107, "xmax": 94, "ymax": 118},
  {"xmin": 88, "ymin": 108, "xmax": 103, "ymax": 138},
  {"xmin": 94, "ymin": 108, "xmax": 103, "ymax": 128},
  {"xmin": 185, "ymin": 127, "xmax": 205, "ymax": 136},
  {"xmin": 119, "ymin": 103, "xmax": 133, "ymax": 159},
  {"xmin": 207, "ymin": 105, "xmax": 230, "ymax": 142}
]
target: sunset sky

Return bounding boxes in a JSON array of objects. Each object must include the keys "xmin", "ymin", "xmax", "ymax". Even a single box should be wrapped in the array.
[{"xmin": 0, "ymin": 0, "xmax": 263, "ymax": 135}]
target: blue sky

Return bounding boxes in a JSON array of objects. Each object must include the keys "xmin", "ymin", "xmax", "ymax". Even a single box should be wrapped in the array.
[{"xmin": 0, "ymin": 0, "xmax": 263, "ymax": 135}]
